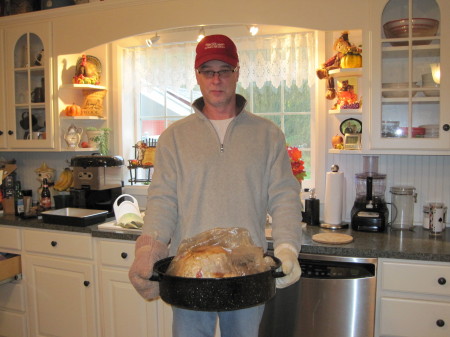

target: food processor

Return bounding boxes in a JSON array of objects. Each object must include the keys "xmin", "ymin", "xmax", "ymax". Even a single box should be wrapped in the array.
[{"xmin": 351, "ymin": 156, "xmax": 389, "ymax": 232}]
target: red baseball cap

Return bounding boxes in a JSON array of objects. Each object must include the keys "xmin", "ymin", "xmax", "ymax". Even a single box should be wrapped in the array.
[{"xmin": 195, "ymin": 34, "xmax": 239, "ymax": 68}]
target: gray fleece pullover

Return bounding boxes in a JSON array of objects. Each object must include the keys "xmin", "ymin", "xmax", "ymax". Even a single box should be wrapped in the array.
[{"xmin": 143, "ymin": 94, "xmax": 302, "ymax": 255}]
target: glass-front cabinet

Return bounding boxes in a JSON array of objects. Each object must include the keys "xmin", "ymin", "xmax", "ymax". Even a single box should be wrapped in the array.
[
  {"xmin": 4, "ymin": 22, "xmax": 53, "ymax": 149},
  {"xmin": 0, "ymin": 29, "xmax": 5, "ymax": 149},
  {"xmin": 371, "ymin": 0, "xmax": 449, "ymax": 151}
]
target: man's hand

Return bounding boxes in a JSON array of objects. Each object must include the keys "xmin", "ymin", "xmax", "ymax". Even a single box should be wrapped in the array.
[
  {"xmin": 274, "ymin": 243, "xmax": 301, "ymax": 288},
  {"xmin": 128, "ymin": 234, "xmax": 169, "ymax": 299}
]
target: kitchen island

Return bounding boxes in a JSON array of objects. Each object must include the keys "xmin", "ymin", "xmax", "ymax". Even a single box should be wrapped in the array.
[{"xmin": 1, "ymin": 213, "xmax": 450, "ymax": 262}]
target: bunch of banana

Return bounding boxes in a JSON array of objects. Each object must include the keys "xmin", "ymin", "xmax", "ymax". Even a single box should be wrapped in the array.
[{"xmin": 53, "ymin": 168, "xmax": 74, "ymax": 192}]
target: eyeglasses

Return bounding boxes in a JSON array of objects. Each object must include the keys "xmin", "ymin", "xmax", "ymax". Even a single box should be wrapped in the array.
[{"xmin": 196, "ymin": 67, "xmax": 238, "ymax": 79}]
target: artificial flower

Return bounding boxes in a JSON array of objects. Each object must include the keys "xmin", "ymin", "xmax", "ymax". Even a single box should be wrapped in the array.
[{"xmin": 287, "ymin": 146, "xmax": 306, "ymax": 182}]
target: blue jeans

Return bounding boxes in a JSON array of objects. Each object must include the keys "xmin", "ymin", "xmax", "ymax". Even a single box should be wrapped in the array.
[{"xmin": 172, "ymin": 304, "xmax": 265, "ymax": 337}]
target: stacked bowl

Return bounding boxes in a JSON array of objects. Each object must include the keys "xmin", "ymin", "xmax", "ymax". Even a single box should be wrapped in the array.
[
  {"xmin": 383, "ymin": 18, "xmax": 439, "ymax": 46},
  {"xmin": 419, "ymin": 124, "xmax": 439, "ymax": 138}
]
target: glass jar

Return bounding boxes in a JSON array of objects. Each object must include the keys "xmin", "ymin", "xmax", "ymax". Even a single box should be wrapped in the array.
[{"xmin": 390, "ymin": 185, "xmax": 417, "ymax": 230}]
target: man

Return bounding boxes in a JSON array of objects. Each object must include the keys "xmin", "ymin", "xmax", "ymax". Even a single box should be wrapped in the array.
[{"xmin": 129, "ymin": 34, "xmax": 302, "ymax": 337}]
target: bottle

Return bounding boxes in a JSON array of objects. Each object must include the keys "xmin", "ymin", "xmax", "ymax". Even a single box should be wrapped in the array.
[
  {"xmin": 40, "ymin": 178, "xmax": 51, "ymax": 211},
  {"xmin": 15, "ymin": 181, "xmax": 24, "ymax": 216}
]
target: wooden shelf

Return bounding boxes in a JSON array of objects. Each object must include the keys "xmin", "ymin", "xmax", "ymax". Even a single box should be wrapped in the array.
[
  {"xmin": 329, "ymin": 108, "xmax": 362, "ymax": 114},
  {"xmin": 328, "ymin": 68, "xmax": 362, "ymax": 78},
  {"xmin": 60, "ymin": 84, "xmax": 107, "ymax": 90},
  {"xmin": 60, "ymin": 116, "xmax": 105, "ymax": 120}
]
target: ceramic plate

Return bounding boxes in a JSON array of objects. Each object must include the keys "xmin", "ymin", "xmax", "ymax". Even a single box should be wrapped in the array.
[{"xmin": 340, "ymin": 118, "xmax": 362, "ymax": 135}]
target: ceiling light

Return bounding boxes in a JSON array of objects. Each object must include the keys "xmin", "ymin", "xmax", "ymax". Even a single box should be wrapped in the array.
[
  {"xmin": 197, "ymin": 28, "xmax": 205, "ymax": 42},
  {"xmin": 249, "ymin": 25, "xmax": 259, "ymax": 36},
  {"xmin": 146, "ymin": 33, "xmax": 160, "ymax": 47}
]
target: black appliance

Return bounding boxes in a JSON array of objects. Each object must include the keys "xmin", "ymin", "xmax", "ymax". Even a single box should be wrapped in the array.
[
  {"xmin": 70, "ymin": 155, "xmax": 124, "ymax": 216},
  {"xmin": 350, "ymin": 156, "xmax": 388, "ymax": 232}
]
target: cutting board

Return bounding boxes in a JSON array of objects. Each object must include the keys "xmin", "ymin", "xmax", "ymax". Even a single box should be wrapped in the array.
[{"xmin": 312, "ymin": 233, "xmax": 353, "ymax": 245}]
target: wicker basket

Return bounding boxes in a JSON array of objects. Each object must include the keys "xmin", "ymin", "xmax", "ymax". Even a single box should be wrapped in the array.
[{"xmin": 81, "ymin": 89, "xmax": 107, "ymax": 117}]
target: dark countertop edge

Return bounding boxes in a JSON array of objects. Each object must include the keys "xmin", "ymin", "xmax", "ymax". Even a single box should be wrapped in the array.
[
  {"xmin": 299, "ymin": 245, "xmax": 450, "ymax": 262},
  {"xmin": 2, "ymin": 215, "xmax": 450, "ymax": 262}
]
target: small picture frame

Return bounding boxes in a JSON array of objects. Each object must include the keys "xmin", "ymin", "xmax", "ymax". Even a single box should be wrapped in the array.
[{"xmin": 343, "ymin": 133, "xmax": 362, "ymax": 150}]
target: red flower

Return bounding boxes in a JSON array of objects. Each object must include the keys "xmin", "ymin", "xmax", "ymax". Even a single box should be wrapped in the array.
[{"xmin": 287, "ymin": 146, "xmax": 306, "ymax": 182}]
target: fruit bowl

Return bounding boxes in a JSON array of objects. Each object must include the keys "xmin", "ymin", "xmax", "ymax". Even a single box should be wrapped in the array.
[{"xmin": 383, "ymin": 18, "xmax": 439, "ymax": 46}]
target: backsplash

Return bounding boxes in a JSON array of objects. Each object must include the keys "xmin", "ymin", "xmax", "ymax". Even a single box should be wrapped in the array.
[
  {"xmin": 2, "ymin": 151, "xmax": 450, "ymax": 226},
  {"xmin": 327, "ymin": 154, "xmax": 450, "ymax": 226}
]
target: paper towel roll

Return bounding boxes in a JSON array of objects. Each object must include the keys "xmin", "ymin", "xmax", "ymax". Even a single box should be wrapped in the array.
[{"xmin": 324, "ymin": 171, "xmax": 344, "ymax": 225}]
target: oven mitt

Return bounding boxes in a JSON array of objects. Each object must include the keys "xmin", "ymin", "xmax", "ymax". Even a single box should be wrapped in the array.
[
  {"xmin": 274, "ymin": 243, "xmax": 301, "ymax": 289},
  {"xmin": 129, "ymin": 234, "xmax": 169, "ymax": 300}
]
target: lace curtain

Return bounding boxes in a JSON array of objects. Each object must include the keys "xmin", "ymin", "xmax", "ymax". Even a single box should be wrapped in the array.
[{"xmin": 123, "ymin": 31, "xmax": 316, "ymax": 91}]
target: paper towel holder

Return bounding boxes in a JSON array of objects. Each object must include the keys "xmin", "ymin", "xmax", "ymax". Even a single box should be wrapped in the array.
[{"xmin": 320, "ymin": 164, "xmax": 349, "ymax": 230}]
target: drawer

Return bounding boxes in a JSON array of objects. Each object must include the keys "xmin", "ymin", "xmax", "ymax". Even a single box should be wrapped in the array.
[
  {"xmin": 379, "ymin": 297, "xmax": 450, "ymax": 337},
  {"xmin": 24, "ymin": 229, "xmax": 93, "ymax": 260},
  {"xmin": 98, "ymin": 239, "xmax": 135, "ymax": 268},
  {"xmin": 0, "ymin": 227, "xmax": 21, "ymax": 251},
  {"xmin": 0, "ymin": 254, "xmax": 21, "ymax": 284},
  {"xmin": 381, "ymin": 260, "xmax": 450, "ymax": 296}
]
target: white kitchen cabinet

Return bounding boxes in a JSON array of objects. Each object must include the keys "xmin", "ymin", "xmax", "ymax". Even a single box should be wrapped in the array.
[
  {"xmin": 3, "ymin": 22, "xmax": 54, "ymax": 150},
  {"xmin": 0, "ymin": 226, "xmax": 27, "ymax": 337},
  {"xmin": 0, "ymin": 29, "xmax": 6, "ymax": 149},
  {"xmin": 370, "ymin": 0, "xmax": 450, "ymax": 151},
  {"xmin": 23, "ymin": 229, "xmax": 99, "ymax": 337},
  {"xmin": 97, "ymin": 238, "xmax": 169, "ymax": 337},
  {"xmin": 376, "ymin": 258, "xmax": 450, "ymax": 337}
]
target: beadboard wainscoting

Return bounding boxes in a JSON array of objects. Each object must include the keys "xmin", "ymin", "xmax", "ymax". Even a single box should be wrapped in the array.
[{"xmin": 327, "ymin": 154, "xmax": 450, "ymax": 226}]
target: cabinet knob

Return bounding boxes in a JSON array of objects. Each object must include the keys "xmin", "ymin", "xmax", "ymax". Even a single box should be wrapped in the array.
[
  {"xmin": 443, "ymin": 124, "xmax": 450, "ymax": 132},
  {"xmin": 8, "ymin": 130, "xmax": 13, "ymax": 135},
  {"xmin": 121, "ymin": 252, "xmax": 128, "ymax": 259},
  {"xmin": 0, "ymin": 130, "xmax": 3, "ymax": 136},
  {"xmin": 438, "ymin": 277, "xmax": 446, "ymax": 285},
  {"xmin": 83, "ymin": 281, "xmax": 90, "ymax": 287},
  {"xmin": 436, "ymin": 319, "xmax": 445, "ymax": 327},
  {"xmin": 50, "ymin": 240, "xmax": 57, "ymax": 247}
]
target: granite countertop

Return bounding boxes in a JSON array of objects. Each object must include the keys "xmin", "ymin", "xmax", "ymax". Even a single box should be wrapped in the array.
[{"xmin": 1, "ymin": 214, "xmax": 450, "ymax": 262}]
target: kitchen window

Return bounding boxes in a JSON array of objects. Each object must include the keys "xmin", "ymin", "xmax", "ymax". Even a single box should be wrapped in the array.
[{"xmin": 121, "ymin": 31, "xmax": 316, "ymax": 185}]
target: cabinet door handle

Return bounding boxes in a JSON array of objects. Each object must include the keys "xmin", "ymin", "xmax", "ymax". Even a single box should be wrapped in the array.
[
  {"xmin": 0, "ymin": 130, "xmax": 3, "ymax": 136},
  {"xmin": 7, "ymin": 130, "xmax": 13, "ymax": 135},
  {"xmin": 51, "ymin": 240, "xmax": 58, "ymax": 247},
  {"xmin": 436, "ymin": 319, "xmax": 445, "ymax": 327},
  {"xmin": 121, "ymin": 252, "xmax": 128, "ymax": 259},
  {"xmin": 438, "ymin": 277, "xmax": 446, "ymax": 285},
  {"xmin": 443, "ymin": 124, "xmax": 450, "ymax": 132},
  {"xmin": 83, "ymin": 281, "xmax": 90, "ymax": 287}
]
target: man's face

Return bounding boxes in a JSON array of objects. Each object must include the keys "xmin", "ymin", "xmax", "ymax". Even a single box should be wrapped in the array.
[{"xmin": 195, "ymin": 60, "xmax": 239, "ymax": 109}]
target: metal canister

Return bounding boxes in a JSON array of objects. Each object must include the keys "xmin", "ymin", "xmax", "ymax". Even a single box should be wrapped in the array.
[{"xmin": 429, "ymin": 203, "xmax": 445, "ymax": 235}]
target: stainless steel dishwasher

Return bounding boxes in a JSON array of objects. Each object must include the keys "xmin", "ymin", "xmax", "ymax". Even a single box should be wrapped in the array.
[{"xmin": 259, "ymin": 253, "xmax": 377, "ymax": 337}]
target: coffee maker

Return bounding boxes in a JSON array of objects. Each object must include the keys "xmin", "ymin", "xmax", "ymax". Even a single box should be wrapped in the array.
[
  {"xmin": 70, "ymin": 155, "xmax": 124, "ymax": 216},
  {"xmin": 351, "ymin": 156, "xmax": 388, "ymax": 232}
]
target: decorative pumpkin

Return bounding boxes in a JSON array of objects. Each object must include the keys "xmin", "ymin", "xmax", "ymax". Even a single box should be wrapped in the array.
[
  {"xmin": 331, "ymin": 134, "xmax": 344, "ymax": 149},
  {"xmin": 340, "ymin": 52, "xmax": 362, "ymax": 69},
  {"xmin": 64, "ymin": 103, "xmax": 82, "ymax": 116}
]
